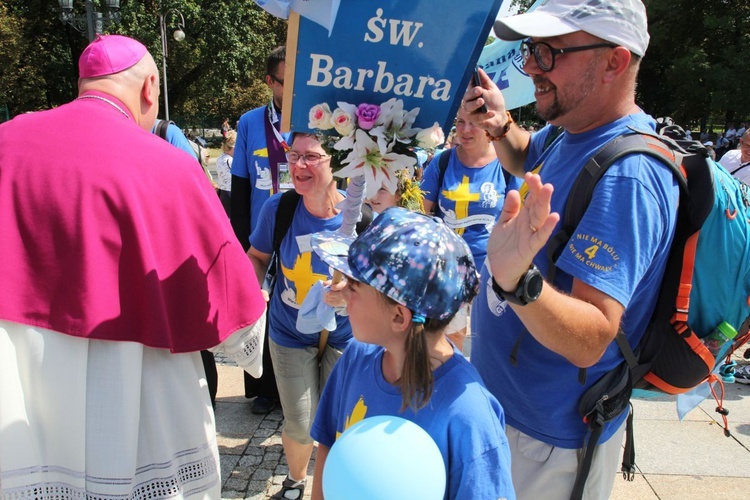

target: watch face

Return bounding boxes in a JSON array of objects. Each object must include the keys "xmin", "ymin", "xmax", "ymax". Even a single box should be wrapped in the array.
[{"xmin": 525, "ymin": 270, "xmax": 543, "ymax": 301}]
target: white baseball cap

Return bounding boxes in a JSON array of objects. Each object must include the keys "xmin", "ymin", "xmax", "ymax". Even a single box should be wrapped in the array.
[{"xmin": 494, "ymin": 0, "xmax": 650, "ymax": 57}]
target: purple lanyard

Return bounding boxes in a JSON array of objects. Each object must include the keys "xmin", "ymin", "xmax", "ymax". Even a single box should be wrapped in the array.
[{"xmin": 263, "ymin": 103, "xmax": 289, "ymax": 193}]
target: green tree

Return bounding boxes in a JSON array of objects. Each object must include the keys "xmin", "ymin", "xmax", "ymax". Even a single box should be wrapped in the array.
[
  {"xmin": 0, "ymin": 0, "xmax": 77, "ymax": 114},
  {"xmin": 7, "ymin": 1, "xmax": 748, "ymax": 134},
  {"xmin": 498, "ymin": 0, "xmax": 750, "ymax": 132},
  {"xmin": 0, "ymin": 0, "xmax": 287, "ymax": 128},
  {"xmin": 640, "ymin": 0, "xmax": 750, "ymax": 132},
  {"xmin": 136, "ymin": 0, "xmax": 287, "ymax": 127}
]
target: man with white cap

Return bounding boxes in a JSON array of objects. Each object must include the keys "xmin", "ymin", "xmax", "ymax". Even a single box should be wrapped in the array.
[
  {"xmin": 719, "ymin": 129, "xmax": 750, "ymax": 184},
  {"xmin": 0, "ymin": 35, "xmax": 267, "ymax": 498},
  {"xmin": 704, "ymin": 140, "xmax": 717, "ymax": 160},
  {"xmin": 464, "ymin": 1, "xmax": 679, "ymax": 498}
]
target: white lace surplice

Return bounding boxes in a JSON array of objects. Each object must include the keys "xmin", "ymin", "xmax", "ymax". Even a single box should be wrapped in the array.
[{"xmin": 0, "ymin": 314, "xmax": 265, "ymax": 499}]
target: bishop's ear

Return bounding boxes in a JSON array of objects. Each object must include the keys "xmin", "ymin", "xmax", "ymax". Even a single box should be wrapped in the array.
[{"xmin": 142, "ymin": 74, "xmax": 159, "ymax": 106}]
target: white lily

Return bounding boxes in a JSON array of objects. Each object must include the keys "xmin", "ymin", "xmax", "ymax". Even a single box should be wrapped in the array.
[
  {"xmin": 336, "ymin": 129, "xmax": 416, "ymax": 198},
  {"xmin": 333, "ymin": 133, "xmax": 356, "ymax": 152},
  {"xmin": 370, "ymin": 98, "xmax": 420, "ymax": 153}
]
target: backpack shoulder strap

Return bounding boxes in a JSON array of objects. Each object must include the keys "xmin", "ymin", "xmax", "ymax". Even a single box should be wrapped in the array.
[
  {"xmin": 154, "ymin": 119, "xmax": 174, "ymax": 141},
  {"xmin": 566, "ymin": 132, "xmax": 686, "ymax": 230},
  {"xmin": 267, "ymin": 190, "xmax": 301, "ymax": 290},
  {"xmin": 273, "ymin": 189, "xmax": 372, "ymax": 253},
  {"xmin": 433, "ymin": 149, "xmax": 453, "ymax": 217},
  {"xmin": 274, "ymin": 190, "xmax": 301, "ymax": 254},
  {"xmin": 270, "ymin": 190, "xmax": 369, "ymax": 287},
  {"xmin": 545, "ymin": 132, "xmax": 688, "ymax": 284},
  {"xmin": 730, "ymin": 161, "xmax": 750, "ymax": 176},
  {"xmin": 195, "ymin": 143, "xmax": 206, "ymax": 166},
  {"xmin": 546, "ymin": 130, "xmax": 712, "ymax": 383},
  {"xmin": 437, "ymin": 148, "xmax": 452, "ymax": 192},
  {"xmin": 542, "ymin": 125, "xmax": 564, "ymax": 151}
]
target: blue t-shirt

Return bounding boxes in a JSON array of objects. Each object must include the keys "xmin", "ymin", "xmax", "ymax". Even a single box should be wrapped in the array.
[
  {"xmin": 311, "ymin": 341, "xmax": 515, "ymax": 500},
  {"xmin": 471, "ymin": 113, "xmax": 679, "ymax": 448},
  {"xmin": 232, "ymin": 105, "xmax": 292, "ymax": 237},
  {"xmin": 250, "ymin": 193, "xmax": 353, "ymax": 349},
  {"xmin": 151, "ymin": 121, "xmax": 196, "ymax": 160},
  {"xmin": 165, "ymin": 123, "xmax": 195, "ymax": 159},
  {"xmin": 421, "ymin": 150, "xmax": 515, "ymax": 264}
]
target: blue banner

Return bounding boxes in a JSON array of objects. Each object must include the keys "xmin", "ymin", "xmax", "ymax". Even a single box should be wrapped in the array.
[
  {"xmin": 478, "ymin": 39, "xmax": 534, "ymax": 111},
  {"xmin": 283, "ymin": 0, "xmax": 505, "ymax": 134},
  {"xmin": 478, "ymin": 0, "xmax": 541, "ymax": 111}
]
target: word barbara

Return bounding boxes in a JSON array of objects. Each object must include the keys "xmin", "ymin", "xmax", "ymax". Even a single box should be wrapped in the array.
[{"xmin": 307, "ymin": 55, "xmax": 451, "ymax": 102}]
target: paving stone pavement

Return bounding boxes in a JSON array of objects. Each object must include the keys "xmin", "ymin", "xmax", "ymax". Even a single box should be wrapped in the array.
[
  {"xmin": 214, "ymin": 358, "xmax": 315, "ymax": 499},
  {"xmin": 214, "ymin": 353, "xmax": 750, "ymax": 499}
]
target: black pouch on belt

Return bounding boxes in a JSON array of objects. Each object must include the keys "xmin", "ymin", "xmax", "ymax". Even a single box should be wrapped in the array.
[{"xmin": 570, "ymin": 361, "xmax": 633, "ymax": 500}]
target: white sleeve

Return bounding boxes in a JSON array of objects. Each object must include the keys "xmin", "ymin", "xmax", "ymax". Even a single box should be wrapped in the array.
[{"xmin": 209, "ymin": 310, "xmax": 266, "ymax": 378}]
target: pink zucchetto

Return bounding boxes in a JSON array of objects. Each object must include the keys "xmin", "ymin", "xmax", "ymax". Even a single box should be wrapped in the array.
[{"xmin": 78, "ymin": 34, "xmax": 148, "ymax": 79}]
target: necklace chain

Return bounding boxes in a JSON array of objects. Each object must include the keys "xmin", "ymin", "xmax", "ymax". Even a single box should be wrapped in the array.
[{"xmin": 76, "ymin": 95, "xmax": 130, "ymax": 120}]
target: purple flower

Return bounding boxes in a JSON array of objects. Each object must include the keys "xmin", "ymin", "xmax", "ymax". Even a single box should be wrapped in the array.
[{"xmin": 356, "ymin": 104, "xmax": 380, "ymax": 130}]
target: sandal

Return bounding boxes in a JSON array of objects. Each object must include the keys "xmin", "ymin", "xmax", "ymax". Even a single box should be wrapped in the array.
[{"xmin": 272, "ymin": 476, "xmax": 306, "ymax": 500}]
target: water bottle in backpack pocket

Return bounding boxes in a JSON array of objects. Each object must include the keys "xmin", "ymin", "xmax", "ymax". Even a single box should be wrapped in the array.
[{"xmin": 703, "ymin": 321, "xmax": 738, "ymax": 359}]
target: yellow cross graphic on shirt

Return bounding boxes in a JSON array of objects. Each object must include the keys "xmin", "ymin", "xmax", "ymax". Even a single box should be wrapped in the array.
[
  {"xmin": 281, "ymin": 251, "xmax": 328, "ymax": 305},
  {"xmin": 518, "ymin": 163, "xmax": 544, "ymax": 206},
  {"xmin": 442, "ymin": 175, "xmax": 480, "ymax": 235},
  {"xmin": 337, "ymin": 397, "xmax": 369, "ymax": 440}
]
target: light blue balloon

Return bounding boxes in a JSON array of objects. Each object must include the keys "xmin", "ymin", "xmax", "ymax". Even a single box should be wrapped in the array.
[{"xmin": 323, "ymin": 415, "xmax": 446, "ymax": 499}]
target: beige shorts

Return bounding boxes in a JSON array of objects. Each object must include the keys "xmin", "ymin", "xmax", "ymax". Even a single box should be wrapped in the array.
[
  {"xmin": 269, "ymin": 339, "xmax": 342, "ymax": 444},
  {"xmin": 506, "ymin": 419, "xmax": 627, "ymax": 499}
]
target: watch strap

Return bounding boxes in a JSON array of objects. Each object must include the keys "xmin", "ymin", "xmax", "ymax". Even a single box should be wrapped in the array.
[
  {"xmin": 491, "ymin": 275, "xmax": 528, "ymax": 305},
  {"xmin": 491, "ymin": 264, "xmax": 542, "ymax": 306}
]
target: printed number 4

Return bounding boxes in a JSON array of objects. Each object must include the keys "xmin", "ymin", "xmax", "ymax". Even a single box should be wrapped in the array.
[{"xmin": 584, "ymin": 245, "xmax": 598, "ymax": 260}]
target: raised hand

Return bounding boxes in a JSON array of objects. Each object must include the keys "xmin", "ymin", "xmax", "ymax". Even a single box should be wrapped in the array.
[{"xmin": 486, "ymin": 172, "xmax": 559, "ymax": 291}]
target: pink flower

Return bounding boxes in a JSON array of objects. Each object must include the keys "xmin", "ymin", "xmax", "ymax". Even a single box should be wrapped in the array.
[
  {"xmin": 308, "ymin": 103, "xmax": 333, "ymax": 130},
  {"xmin": 356, "ymin": 104, "xmax": 380, "ymax": 130},
  {"xmin": 332, "ymin": 107, "xmax": 355, "ymax": 136},
  {"xmin": 416, "ymin": 122, "xmax": 445, "ymax": 150}
]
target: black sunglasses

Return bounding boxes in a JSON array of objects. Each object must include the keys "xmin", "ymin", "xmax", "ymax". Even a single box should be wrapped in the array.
[{"xmin": 521, "ymin": 40, "xmax": 617, "ymax": 72}]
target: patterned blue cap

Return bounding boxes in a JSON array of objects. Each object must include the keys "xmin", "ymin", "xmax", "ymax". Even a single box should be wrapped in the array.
[{"xmin": 311, "ymin": 207, "xmax": 479, "ymax": 321}]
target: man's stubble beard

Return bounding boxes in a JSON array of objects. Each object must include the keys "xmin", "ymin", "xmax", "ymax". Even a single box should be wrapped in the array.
[{"xmin": 534, "ymin": 57, "xmax": 599, "ymax": 123}]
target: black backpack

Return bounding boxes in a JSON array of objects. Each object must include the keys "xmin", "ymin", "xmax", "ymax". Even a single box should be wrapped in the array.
[{"xmin": 553, "ymin": 122, "xmax": 750, "ymax": 499}]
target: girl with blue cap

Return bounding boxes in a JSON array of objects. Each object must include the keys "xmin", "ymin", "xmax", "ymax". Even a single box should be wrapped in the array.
[{"xmin": 309, "ymin": 207, "xmax": 515, "ymax": 499}]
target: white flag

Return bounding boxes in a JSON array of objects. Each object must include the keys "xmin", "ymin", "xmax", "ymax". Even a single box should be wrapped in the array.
[{"xmin": 254, "ymin": 0, "xmax": 341, "ymax": 35}]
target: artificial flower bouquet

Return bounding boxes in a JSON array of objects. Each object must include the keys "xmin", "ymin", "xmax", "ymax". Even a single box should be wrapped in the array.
[{"xmin": 308, "ymin": 98, "xmax": 444, "ymax": 198}]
